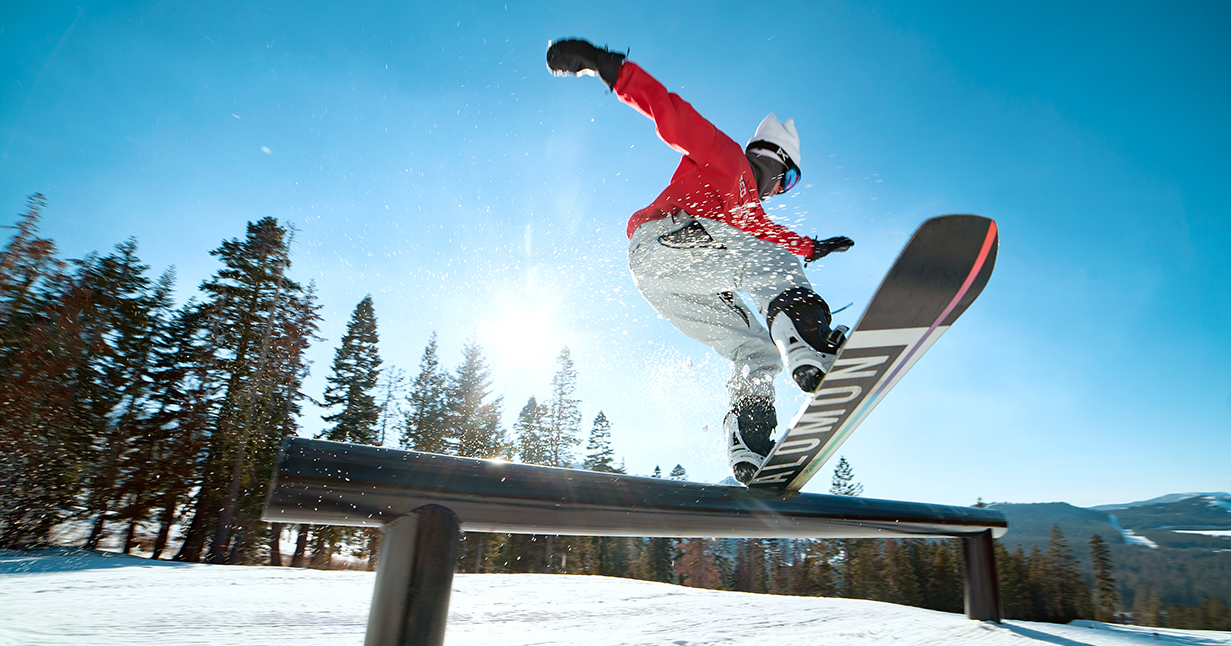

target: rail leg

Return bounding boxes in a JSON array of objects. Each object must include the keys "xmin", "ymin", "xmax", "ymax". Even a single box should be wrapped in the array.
[
  {"xmin": 365, "ymin": 505, "xmax": 460, "ymax": 646},
  {"xmin": 960, "ymin": 529, "xmax": 1001, "ymax": 622}
]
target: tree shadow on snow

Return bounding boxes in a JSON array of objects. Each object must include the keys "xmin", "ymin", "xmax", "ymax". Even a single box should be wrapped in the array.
[
  {"xmin": 0, "ymin": 548, "xmax": 191, "ymax": 574},
  {"xmin": 1002, "ymin": 621, "xmax": 1214, "ymax": 646},
  {"xmin": 1000, "ymin": 623, "xmax": 1099, "ymax": 646}
]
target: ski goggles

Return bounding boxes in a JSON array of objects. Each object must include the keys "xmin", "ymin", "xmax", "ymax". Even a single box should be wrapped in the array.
[
  {"xmin": 781, "ymin": 166, "xmax": 801, "ymax": 192},
  {"xmin": 750, "ymin": 143, "xmax": 801, "ymax": 193}
]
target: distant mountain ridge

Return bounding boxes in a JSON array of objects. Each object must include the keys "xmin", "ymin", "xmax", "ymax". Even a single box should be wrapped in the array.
[
  {"xmin": 1090, "ymin": 492, "xmax": 1231, "ymax": 511},
  {"xmin": 991, "ymin": 492, "xmax": 1231, "ymax": 548},
  {"xmin": 989, "ymin": 492, "xmax": 1231, "ymax": 610}
]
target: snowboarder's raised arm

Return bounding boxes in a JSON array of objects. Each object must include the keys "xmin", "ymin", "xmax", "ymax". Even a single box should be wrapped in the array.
[
  {"xmin": 611, "ymin": 62, "xmax": 719, "ymax": 164},
  {"xmin": 546, "ymin": 39, "xmax": 719, "ymax": 165}
]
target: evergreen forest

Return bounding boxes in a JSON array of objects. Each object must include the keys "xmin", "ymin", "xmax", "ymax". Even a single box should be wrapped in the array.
[{"xmin": 1, "ymin": 195, "xmax": 1227, "ymax": 632}]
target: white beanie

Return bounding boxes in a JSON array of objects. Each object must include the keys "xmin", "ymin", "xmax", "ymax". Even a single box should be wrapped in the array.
[{"xmin": 748, "ymin": 113, "xmax": 800, "ymax": 167}]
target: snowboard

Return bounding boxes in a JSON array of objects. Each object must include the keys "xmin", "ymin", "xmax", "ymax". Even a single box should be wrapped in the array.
[{"xmin": 749, "ymin": 214, "xmax": 999, "ymax": 492}]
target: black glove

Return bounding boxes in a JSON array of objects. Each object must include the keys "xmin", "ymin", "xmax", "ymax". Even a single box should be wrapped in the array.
[
  {"xmin": 807, "ymin": 236, "xmax": 854, "ymax": 265},
  {"xmin": 546, "ymin": 38, "xmax": 625, "ymax": 90}
]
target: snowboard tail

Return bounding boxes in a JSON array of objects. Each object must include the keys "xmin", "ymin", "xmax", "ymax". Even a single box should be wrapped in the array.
[{"xmin": 750, "ymin": 214, "xmax": 998, "ymax": 491}]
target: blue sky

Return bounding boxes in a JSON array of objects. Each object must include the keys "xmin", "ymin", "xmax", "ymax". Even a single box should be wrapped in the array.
[{"xmin": 2, "ymin": 1, "xmax": 1228, "ymax": 506}]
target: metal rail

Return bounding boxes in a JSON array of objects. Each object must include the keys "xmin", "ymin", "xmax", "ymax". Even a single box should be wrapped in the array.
[{"xmin": 262, "ymin": 437, "xmax": 1006, "ymax": 645}]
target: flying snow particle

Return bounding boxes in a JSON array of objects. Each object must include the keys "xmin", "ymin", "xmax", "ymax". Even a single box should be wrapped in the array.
[{"xmin": 261, "ymin": 146, "xmax": 272, "ymax": 154}]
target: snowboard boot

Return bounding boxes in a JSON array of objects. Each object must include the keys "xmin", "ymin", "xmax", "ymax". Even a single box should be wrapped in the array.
[
  {"xmin": 726, "ymin": 396, "xmax": 777, "ymax": 485},
  {"xmin": 767, "ymin": 287, "xmax": 849, "ymax": 393}
]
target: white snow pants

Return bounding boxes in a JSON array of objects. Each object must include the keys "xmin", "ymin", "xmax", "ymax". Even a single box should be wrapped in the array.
[{"xmin": 628, "ymin": 214, "xmax": 813, "ymax": 405}]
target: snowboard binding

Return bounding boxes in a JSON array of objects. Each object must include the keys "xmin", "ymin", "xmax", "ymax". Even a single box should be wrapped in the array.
[
  {"xmin": 768, "ymin": 287, "xmax": 847, "ymax": 393},
  {"xmin": 726, "ymin": 396, "xmax": 777, "ymax": 485}
]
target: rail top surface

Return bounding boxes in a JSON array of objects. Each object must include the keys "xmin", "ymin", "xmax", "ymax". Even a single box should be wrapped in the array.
[{"xmin": 262, "ymin": 437, "xmax": 1007, "ymax": 540}]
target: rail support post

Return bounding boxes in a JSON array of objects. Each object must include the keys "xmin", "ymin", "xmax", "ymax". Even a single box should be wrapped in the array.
[
  {"xmin": 365, "ymin": 505, "xmax": 460, "ymax": 646},
  {"xmin": 960, "ymin": 529, "xmax": 1001, "ymax": 622}
]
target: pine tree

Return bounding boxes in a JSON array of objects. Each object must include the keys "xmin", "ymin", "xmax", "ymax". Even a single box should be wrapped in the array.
[
  {"xmin": 637, "ymin": 536, "xmax": 676, "ymax": 583},
  {"xmin": 0, "ymin": 194, "xmax": 61, "ymax": 331},
  {"xmin": 1131, "ymin": 589, "xmax": 1162, "ymax": 627},
  {"xmin": 997, "ymin": 542, "xmax": 1035, "ymax": 620},
  {"xmin": 448, "ymin": 339, "xmax": 506, "ymax": 459},
  {"xmin": 714, "ymin": 538, "xmax": 738, "ymax": 590},
  {"xmin": 577, "ymin": 409, "xmax": 628, "ymax": 575},
  {"xmin": 844, "ymin": 538, "xmax": 888, "ymax": 601},
  {"xmin": 676, "ymin": 538, "xmax": 721, "ymax": 589},
  {"xmin": 374, "ymin": 366, "xmax": 406, "ymax": 447},
  {"xmin": 901, "ymin": 539, "xmax": 934, "ymax": 607},
  {"xmin": 734, "ymin": 538, "xmax": 767, "ymax": 592},
  {"xmin": 542, "ymin": 347, "xmax": 581, "ymax": 467},
  {"xmin": 305, "ymin": 295, "xmax": 382, "ymax": 568},
  {"xmin": 633, "ymin": 450, "xmax": 675, "ymax": 583},
  {"xmin": 792, "ymin": 538, "xmax": 832, "ymax": 595},
  {"xmin": 290, "ymin": 524, "xmax": 310, "ymax": 567},
  {"xmin": 216, "ymin": 226, "xmax": 319, "ymax": 565},
  {"xmin": 76, "ymin": 243, "xmax": 177, "ymax": 551},
  {"xmin": 1044, "ymin": 524, "xmax": 1092, "ymax": 623},
  {"xmin": 514, "ymin": 397, "xmax": 550, "ymax": 465},
  {"xmin": 883, "ymin": 539, "xmax": 923, "ymax": 606},
  {"xmin": 140, "ymin": 302, "xmax": 219, "ymax": 559},
  {"xmin": 830, "ymin": 456, "xmax": 863, "ymax": 497},
  {"xmin": 829, "ymin": 456, "xmax": 863, "ymax": 598},
  {"xmin": 766, "ymin": 539, "xmax": 799, "ymax": 595},
  {"xmin": 669, "ymin": 464, "xmax": 687, "ymax": 481},
  {"xmin": 113, "ymin": 295, "xmax": 204, "ymax": 558},
  {"xmin": 1026, "ymin": 544, "xmax": 1049, "ymax": 620},
  {"xmin": 1, "ymin": 235, "xmax": 176, "ymax": 552},
  {"xmin": 1088, "ymin": 534, "xmax": 1120, "ymax": 622},
  {"xmin": 0, "ymin": 194, "xmax": 80, "ymax": 548},
  {"xmin": 75, "ymin": 243, "xmax": 166, "ymax": 547},
  {"xmin": 582, "ymin": 412, "xmax": 618, "ymax": 472},
  {"xmin": 319, "ymin": 295, "xmax": 382, "ymax": 445},
  {"xmin": 926, "ymin": 540, "xmax": 964, "ymax": 613},
  {"xmin": 548, "ymin": 535, "xmax": 598, "ymax": 575},
  {"xmin": 443, "ymin": 339, "xmax": 508, "ymax": 574},
  {"xmin": 247, "ymin": 279, "xmax": 320, "ymax": 548},
  {"xmin": 176, "ymin": 217, "xmax": 321, "ymax": 564},
  {"xmin": 596, "ymin": 534, "xmax": 633, "ymax": 578},
  {"xmin": 401, "ymin": 333, "xmax": 450, "ymax": 453}
]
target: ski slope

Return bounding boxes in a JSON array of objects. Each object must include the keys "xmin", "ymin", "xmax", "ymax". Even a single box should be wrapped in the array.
[{"xmin": 2, "ymin": 550, "xmax": 1228, "ymax": 646}]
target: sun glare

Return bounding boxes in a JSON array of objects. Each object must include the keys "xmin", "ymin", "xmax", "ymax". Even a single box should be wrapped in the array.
[{"xmin": 478, "ymin": 272, "xmax": 570, "ymax": 385}]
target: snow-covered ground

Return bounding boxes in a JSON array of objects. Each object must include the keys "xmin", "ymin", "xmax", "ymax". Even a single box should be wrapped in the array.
[{"xmin": 3, "ymin": 550, "xmax": 1229, "ymax": 646}]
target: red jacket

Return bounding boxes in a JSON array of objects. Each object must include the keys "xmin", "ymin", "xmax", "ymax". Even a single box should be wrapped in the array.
[{"xmin": 615, "ymin": 63, "xmax": 816, "ymax": 259}]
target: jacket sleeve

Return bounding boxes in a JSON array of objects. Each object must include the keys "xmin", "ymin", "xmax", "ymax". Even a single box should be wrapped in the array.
[
  {"xmin": 746, "ymin": 208, "xmax": 818, "ymax": 258},
  {"xmin": 614, "ymin": 62, "xmax": 718, "ymax": 164}
]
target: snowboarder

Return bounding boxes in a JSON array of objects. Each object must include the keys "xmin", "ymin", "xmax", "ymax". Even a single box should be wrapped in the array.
[{"xmin": 546, "ymin": 39, "xmax": 854, "ymax": 484}]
